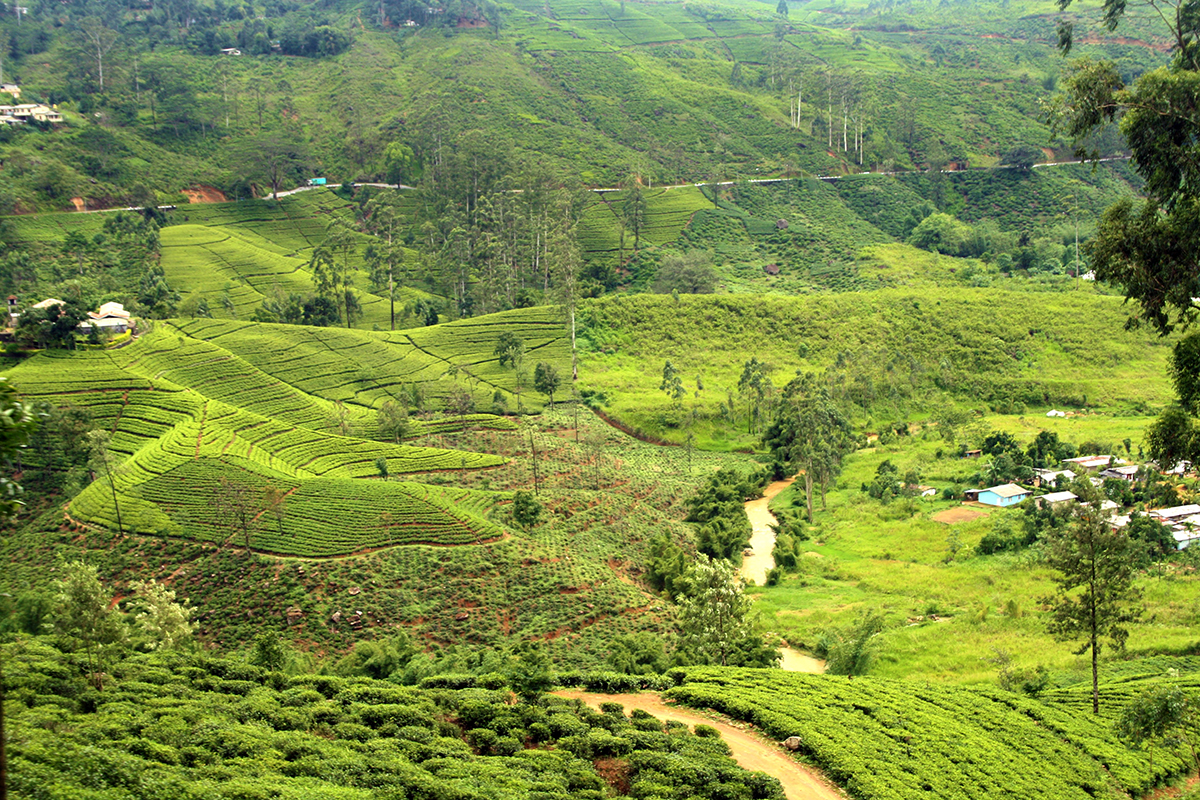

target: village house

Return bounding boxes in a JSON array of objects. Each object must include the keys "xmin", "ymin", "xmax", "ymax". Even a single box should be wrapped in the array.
[
  {"xmin": 1035, "ymin": 491, "xmax": 1078, "ymax": 509},
  {"xmin": 1099, "ymin": 464, "xmax": 1139, "ymax": 482},
  {"xmin": 1033, "ymin": 468, "xmax": 1076, "ymax": 488},
  {"xmin": 0, "ymin": 84, "xmax": 21, "ymax": 99},
  {"xmin": 1150, "ymin": 504, "xmax": 1200, "ymax": 523},
  {"xmin": 0, "ymin": 103, "xmax": 63, "ymax": 124},
  {"xmin": 1063, "ymin": 454, "xmax": 1126, "ymax": 472},
  {"xmin": 978, "ymin": 483, "xmax": 1029, "ymax": 507},
  {"xmin": 78, "ymin": 301, "xmax": 131, "ymax": 335}
]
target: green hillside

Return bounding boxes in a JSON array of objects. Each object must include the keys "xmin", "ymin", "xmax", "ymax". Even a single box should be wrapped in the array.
[
  {"xmin": 576, "ymin": 290, "xmax": 1173, "ymax": 449},
  {"xmin": 0, "ymin": 0, "xmax": 1167, "ymax": 213},
  {"xmin": 0, "ymin": 309, "xmax": 719, "ymax": 655}
]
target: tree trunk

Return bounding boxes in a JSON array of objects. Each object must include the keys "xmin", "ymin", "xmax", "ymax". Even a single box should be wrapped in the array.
[
  {"xmin": 805, "ymin": 467, "xmax": 814, "ymax": 523},
  {"xmin": 570, "ymin": 307, "xmax": 578, "ymax": 381},
  {"xmin": 1, "ymin": 655, "xmax": 7, "ymax": 800}
]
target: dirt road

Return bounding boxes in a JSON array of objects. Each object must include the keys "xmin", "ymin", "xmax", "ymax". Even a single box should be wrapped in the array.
[
  {"xmin": 554, "ymin": 691, "xmax": 844, "ymax": 800},
  {"xmin": 739, "ymin": 477, "xmax": 795, "ymax": 586}
]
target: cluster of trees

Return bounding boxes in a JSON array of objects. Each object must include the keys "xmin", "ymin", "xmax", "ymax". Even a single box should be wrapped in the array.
[
  {"xmin": 763, "ymin": 375, "xmax": 856, "ymax": 523},
  {"xmin": 642, "ymin": 539, "xmax": 780, "ymax": 669},
  {"xmin": 904, "ymin": 203, "xmax": 1090, "ymax": 278},
  {"xmin": 684, "ymin": 468, "xmax": 767, "ymax": 561},
  {"xmin": 0, "ymin": 210, "xmax": 171, "ymax": 351},
  {"xmin": 1, "ymin": 559, "xmax": 196, "ymax": 686},
  {"xmin": 412, "ymin": 138, "xmax": 589, "ymax": 318}
]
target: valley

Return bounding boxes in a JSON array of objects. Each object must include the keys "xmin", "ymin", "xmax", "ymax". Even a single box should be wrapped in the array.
[{"xmin": 2, "ymin": 0, "xmax": 1200, "ymax": 796}]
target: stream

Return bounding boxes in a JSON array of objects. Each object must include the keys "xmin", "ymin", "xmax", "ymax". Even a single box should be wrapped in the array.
[{"xmin": 738, "ymin": 476, "xmax": 826, "ymax": 675}]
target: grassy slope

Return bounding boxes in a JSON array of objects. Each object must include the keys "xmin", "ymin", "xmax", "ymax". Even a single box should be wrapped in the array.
[{"xmin": 576, "ymin": 290, "xmax": 1173, "ymax": 450}]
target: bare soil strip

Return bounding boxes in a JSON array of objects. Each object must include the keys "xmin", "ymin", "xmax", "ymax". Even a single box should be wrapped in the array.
[{"xmin": 554, "ymin": 691, "xmax": 845, "ymax": 800}]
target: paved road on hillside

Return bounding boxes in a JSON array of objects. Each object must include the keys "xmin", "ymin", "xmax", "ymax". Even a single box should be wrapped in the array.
[{"xmin": 554, "ymin": 690, "xmax": 844, "ymax": 800}]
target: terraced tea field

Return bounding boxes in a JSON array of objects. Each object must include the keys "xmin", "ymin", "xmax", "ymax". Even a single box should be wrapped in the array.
[
  {"xmin": 3, "ymin": 308, "xmax": 574, "ymax": 555},
  {"xmin": 158, "ymin": 191, "xmax": 423, "ymax": 329}
]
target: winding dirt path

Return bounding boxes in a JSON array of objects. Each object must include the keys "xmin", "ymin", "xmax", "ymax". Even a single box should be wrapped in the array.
[
  {"xmin": 555, "ymin": 691, "xmax": 844, "ymax": 800},
  {"xmin": 739, "ymin": 477, "xmax": 795, "ymax": 587}
]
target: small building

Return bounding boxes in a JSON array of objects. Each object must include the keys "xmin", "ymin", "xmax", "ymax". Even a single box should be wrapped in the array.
[
  {"xmin": 0, "ymin": 103, "xmax": 62, "ymax": 123},
  {"xmin": 978, "ymin": 483, "xmax": 1030, "ymax": 507},
  {"xmin": 1099, "ymin": 465, "xmax": 1139, "ymax": 482},
  {"xmin": 78, "ymin": 301, "xmax": 131, "ymax": 335},
  {"xmin": 964, "ymin": 449, "xmax": 982, "ymax": 459},
  {"xmin": 0, "ymin": 84, "xmax": 20, "ymax": 99},
  {"xmin": 31, "ymin": 297, "xmax": 66, "ymax": 310},
  {"xmin": 763, "ymin": 263, "xmax": 780, "ymax": 276},
  {"xmin": 964, "ymin": 488, "xmax": 982, "ymax": 502},
  {"xmin": 1150, "ymin": 504, "xmax": 1200, "ymax": 523},
  {"xmin": 1064, "ymin": 455, "xmax": 1126, "ymax": 472},
  {"xmin": 915, "ymin": 485, "xmax": 937, "ymax": 498},
  {"xmin": 1036, "ymin": 491, "xmax": 1078, "ymax": 509},
  {"xmin": 1172, "ymin": 529, "xmax": 1200, "ymax": 550},
  {"xmin": 220, "ymin": 47, "xmax": 242, "ymax": 55},
  {"xmin": 307, "ymin": 177, "xmax": 327, "ymax": 186},
  {"xmin": 1046, "ymin": 409, "xmax": 1066, "ymax": 418},
  {"xmin": 1033, "ymin": 468, "xmax": 1076, "ymax": 488}
]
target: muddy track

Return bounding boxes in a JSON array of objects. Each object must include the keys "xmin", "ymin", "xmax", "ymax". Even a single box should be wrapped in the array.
[{"xmin": 554, "ymin": 691, "xmax": 844, "ymax": 800}]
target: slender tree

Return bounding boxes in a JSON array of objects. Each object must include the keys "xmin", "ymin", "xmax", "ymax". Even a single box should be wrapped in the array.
[
  {"xmin": 494, "ymin": 332, "xmax": 526, "ymax": 412},
  {"xmin": 53, "ymin": 561, "xmax": 125, "ymax": 689},
  {"xmin": 1042, "ymin": 485, "xmax": 1144, "ymax": 714},
  {"xmin": 78, "ymin": 18, "xmax": 119, "ymax": 93},
  {"xmin": 86, "ymin": 430, "xmax": 123, "ymax": 535}
]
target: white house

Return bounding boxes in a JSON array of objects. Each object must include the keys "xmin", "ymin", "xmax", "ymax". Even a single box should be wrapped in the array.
[
  {"xmin": 1034, "ymin": 468, "xmax": 1076, "ymax": 487},
  {"xmin": 1036, "ymin": 491, "xmax": 1078, "ymax": 509},
  {"xmin": 1151, "ymin": 504, "xmax": 1200, "ymax": 522}
]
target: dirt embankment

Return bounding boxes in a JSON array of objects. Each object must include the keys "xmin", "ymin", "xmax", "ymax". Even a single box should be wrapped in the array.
[
  {"xmin": 182, "ymin": 185, "xmax": 228, "ymax": 203},
  {"xmin": 554, "ymin": 691, "xmax": 844, "ymax": 800}
]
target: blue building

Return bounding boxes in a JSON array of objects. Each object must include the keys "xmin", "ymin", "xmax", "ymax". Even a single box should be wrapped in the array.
[{"xmin": 978, "ymin": 483, "xmax": 1029, "ymax": 507}]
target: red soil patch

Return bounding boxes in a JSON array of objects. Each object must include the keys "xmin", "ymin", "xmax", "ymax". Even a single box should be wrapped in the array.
[
  {"xmin": 70, "ymin": 196, "xmax": 86, "ymax": 212},
  {"xmin": 182, "ymin": 185, "xmax": 228, "ymax": 203},
  {"xmin": 932, "ymin": 505, "xmax": 989, "ymax": 524}
]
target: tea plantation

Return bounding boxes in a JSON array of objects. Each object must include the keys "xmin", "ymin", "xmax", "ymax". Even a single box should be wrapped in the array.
[
  {"xmin": 668, "ymin": 666, "xmax": 1196, "ymax": 799},
  {"xmin": 3, "ymin": 640, "xmax": 785, "ymax": 800},
  {"xmin": 0, "ymin": 308, "xmax": 580, "ymax": 552}
]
